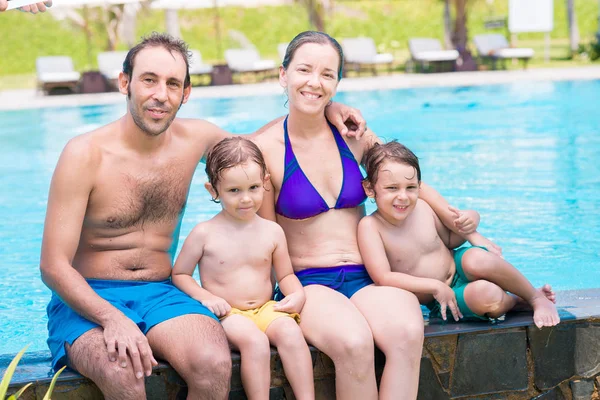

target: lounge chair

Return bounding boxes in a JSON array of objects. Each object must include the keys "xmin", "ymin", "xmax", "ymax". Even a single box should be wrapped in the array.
[
  {"xmin": 97, "ymin": 51, "xmax": 128, "ymax": 88},
  {"xmin": 408, "ymin": 38, "xmax": 459, "ymax": 73},
  {"xmin": 277, "ymin": 43, "xmax": 288, "ymax": 62},
  {"xmin": 341, "ymin": 37, "xmax": 394, "ymax": 75},
  {"xmin": 188, "ymin": 49, "xmax": 213, "ymax": 77},
  {"xmin": 473, "ymin": 34, "xmax": 534, "ymax": 70},
  {"xmin": 36, "ymin": 56, "xmax": 81, "ymax": 94},
  {"xmin": 224, "ymin": 49, "xmax": 276, "ymax": 82}
]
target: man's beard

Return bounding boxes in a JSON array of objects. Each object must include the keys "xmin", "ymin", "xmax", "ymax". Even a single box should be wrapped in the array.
[{"xmin": 127, "ymin": 85, "xmax": 184, "ymax": 137}]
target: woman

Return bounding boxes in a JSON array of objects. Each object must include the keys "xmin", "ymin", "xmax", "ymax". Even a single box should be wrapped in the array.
[{"xmin": 256, "ymin": 31, "xmax": 484, "ymax": 400}]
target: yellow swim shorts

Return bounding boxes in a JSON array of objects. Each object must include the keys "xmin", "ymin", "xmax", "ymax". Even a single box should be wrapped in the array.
[{"xmin": 222, "ymin": 300, "xmax": 300, "ymax": 332}]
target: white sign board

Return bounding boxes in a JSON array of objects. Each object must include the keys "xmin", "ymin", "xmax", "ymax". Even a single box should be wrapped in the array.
[{"xmin": 509, "ymin": 0, "xmax": 554, "ymax": 33}]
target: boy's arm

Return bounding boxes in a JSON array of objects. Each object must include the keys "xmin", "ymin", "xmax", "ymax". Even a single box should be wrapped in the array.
[
  {"xmin": 431, "ymin": 207, "xmax": 466, "ymax": 250},
  {"xmin": 358, "ymin": 217, "xmax": 461, "ymax": 321},
  {"xmin": 271, "ymin": 226, "xmax": 305, "ymax": 314},
  {"xmin": 358, "ymin": 217, "xmax": 440, "ymax": 294},
  {"xmin": 172, "ymin": 227, "xmax": 231, "ymax": 317}
]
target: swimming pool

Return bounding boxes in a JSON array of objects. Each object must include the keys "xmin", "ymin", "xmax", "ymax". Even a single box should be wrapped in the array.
[{"xmin": 0, "ymin": 79, "xmax": 598, "ymax": 355}]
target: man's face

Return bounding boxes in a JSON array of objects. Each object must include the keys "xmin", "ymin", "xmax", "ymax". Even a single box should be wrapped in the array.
[{"xmin": 119, "ymin": 46, "xmax": 190, "ymax": 136}]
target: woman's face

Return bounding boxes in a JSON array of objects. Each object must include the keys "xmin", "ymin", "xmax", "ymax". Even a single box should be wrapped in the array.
[{"xmin": 280, "ymin": 42, "xmax": 340, "ymax": 115}]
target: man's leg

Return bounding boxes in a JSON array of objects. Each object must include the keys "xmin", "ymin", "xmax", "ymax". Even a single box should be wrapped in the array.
[
  {"xmin": 67, "ymin": 328, "xmax": 146, "ymax": 400},
  {"xmin": 146, "ymin": 314, "xmax": 232, "ymax": 400}
]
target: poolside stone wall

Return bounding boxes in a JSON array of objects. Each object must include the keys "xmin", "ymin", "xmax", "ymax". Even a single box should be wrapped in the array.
[{"xmin": 6, "ymin": 318, "xmax": 600, "ymax": 400}]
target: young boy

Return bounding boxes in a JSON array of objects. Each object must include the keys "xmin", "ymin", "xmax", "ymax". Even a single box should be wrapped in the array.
[
  {"xmin": 357, "ymin": 141, "xmax": 559, "ymax": 328},
  {"xmin": 172, "ymin": 137, "xmax": 314, "ymax": 400}
]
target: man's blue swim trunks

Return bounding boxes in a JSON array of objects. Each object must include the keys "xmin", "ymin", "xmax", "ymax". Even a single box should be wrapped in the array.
[
  {"xmin": 274, "ymin": 264, "xmax": 373, "ymax": 301},
  {"xmin": 47, "ymin": 279, "xmax": 217, "ymax": 370}
]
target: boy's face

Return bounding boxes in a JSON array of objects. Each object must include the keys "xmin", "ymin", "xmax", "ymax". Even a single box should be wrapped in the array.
[
  {"xmin": 369, "ymin": 161, "xmax": 420, "ymax": 224},
  {"xmin": 206, "ymin": 162, "xmax": 267, "ymax": 221}
]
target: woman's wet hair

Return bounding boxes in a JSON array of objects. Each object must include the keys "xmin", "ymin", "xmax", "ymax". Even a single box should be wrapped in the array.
[
  {"xmin": 205, "ymin": 137, "xmax": 268, "ymax": 201},
  {"xmin": 282, "ymin": 31, "xmax": 344, "ymax": 80},
  {"xmin": 363, "ymin": 141, "xmax": 421, "ymax": 188},
  {"xmin": 123, "ymin": 32, "xmax": 191, "ymax": 89}
]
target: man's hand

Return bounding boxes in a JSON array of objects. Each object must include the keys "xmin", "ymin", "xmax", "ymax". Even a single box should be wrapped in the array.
[
  {"xmin": 433, "ymin": 281, "xmax": 462, "ymax": 322},
  {"xmin": 103, "ymin": 313, "xmax": 158, "ymax": 379},
  {"xmin": 0, "ymin": 0, "xmax": 52, "ymax": 13},
  {"xmin": 273, "ymin": 291, "xmax": 306, "ymax": 314},
  {"xmin": 201, "ymin": 295, "xmax": 231, "ymax": 318},
  {"xmin": 325, "ymin": 101, "xmax": 367, "ymax": 139}
]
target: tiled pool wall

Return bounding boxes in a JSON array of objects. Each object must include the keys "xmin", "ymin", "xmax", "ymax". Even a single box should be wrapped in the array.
[{"xmin": 4, "ymin": 288, "xmax": 600, "ymax": 400}]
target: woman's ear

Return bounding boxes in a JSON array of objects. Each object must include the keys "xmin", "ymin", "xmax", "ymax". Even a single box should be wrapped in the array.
[
  {"xmin": 279, "ymin": 65, "xmax": 287, "ymax": 88},
  {"xmin": 362, "ymin": 180, "xmax": 375, "ymax": 198},
  {"xmin": 204, "ymin": 182, "xmax": 219, "ymax": 202}
]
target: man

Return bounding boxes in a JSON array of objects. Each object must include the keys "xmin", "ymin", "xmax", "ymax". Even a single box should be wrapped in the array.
[
  {"xmin": 0, "ymin": 0, "xmax": 52, "ymax": 13},
  {"xmin": 40, "ymin": 32, "xmax": 365, "ymax": 399}
]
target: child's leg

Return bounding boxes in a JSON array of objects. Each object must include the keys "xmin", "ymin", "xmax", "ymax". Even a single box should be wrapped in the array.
[
  {"xmin": 463, "ymin": 280, "xmax": 519, "ymax": 318},
  {"xmin": 460, "ymin": 248, "xmax": 559, "ymax": 327},
  {"xmin": 265, "ymin": 317, "xmax": 315, "ymax": 400},
  {"xmin": 222, "ymin": 315, "xmax": 271, "ymax": 400}
]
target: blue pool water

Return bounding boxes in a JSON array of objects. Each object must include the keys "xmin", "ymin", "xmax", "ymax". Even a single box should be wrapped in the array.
[{"xmin": 0, "ymin": 79, "xmax": 599, "ymax": 355}]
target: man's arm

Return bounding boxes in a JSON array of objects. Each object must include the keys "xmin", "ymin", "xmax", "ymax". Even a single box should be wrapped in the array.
[{"xmin": 40, "ymin": 137, "xmax": 156, "ymax": 378}]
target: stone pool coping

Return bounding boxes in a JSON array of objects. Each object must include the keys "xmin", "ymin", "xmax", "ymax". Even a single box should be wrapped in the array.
[
  {"xmin": 1, "ymin": 66, "xmax": 599, "ymax": 111},
  {"xmin": 2, "ymin": 288, "xmax": 599, "ymax": 389}
]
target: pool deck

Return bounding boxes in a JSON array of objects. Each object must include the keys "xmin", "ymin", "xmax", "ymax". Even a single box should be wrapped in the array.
[{"xmin": 1, "ymin": 66, "xmax": 599, "ymax": 111}]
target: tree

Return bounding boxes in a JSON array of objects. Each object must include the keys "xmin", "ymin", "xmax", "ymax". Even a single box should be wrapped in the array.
[
  {"xmin": 297, "ymin": 0, "xmax": 326, "ymax": 31},
  {"xmin": 451, "ymin": 0, "xmax": 477, "ymax": 71}
]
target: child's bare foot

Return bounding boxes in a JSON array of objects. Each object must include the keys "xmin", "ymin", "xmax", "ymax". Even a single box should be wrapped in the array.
[
  {"xmin": 530, "ymin": 293, "xmax": 560, "ymax": 328},
  {"xmin": 513, "ymin": 284, "xmax": 557, "ymax": 311}
]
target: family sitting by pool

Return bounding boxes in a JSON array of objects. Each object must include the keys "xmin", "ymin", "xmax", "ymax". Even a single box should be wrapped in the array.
[{"xmin": 40, "ymin": 31, "xmax": 559, "ymax": 400}]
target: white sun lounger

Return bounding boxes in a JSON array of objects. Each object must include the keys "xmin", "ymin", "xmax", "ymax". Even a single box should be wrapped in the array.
[
  {"xmin": 36, "ymin": 56, "xmax": 81, "ymax": 94},
  {"xmin": 97, "ymin": 51, "xmax": 128, "ymax": 85},
  {"xmin": 341, "ymin": 37, "xmax": 394, "ymax": 75},
  {"xmin": 473, "ymin": 34, "xmax": 534, "ymax": 69},
  {"xmin": 408, "ymin": 38, "xmax": 459, "ymax": 72},
  {"xmin": 189, "ymin": 49, "xmax": 214, "ymax": 76}
]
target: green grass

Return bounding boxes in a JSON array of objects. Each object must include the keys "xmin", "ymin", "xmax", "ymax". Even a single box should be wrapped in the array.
[{"xmin": 0, "ymin": 0, "xmax": 598, "ymax": 89}]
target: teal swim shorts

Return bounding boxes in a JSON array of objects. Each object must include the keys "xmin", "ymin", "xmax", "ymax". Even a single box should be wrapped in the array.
[
  {"xmin": 47, "ymin": 279, "xmax": 218, "ymax": 370},
  {"xmin": 427, "ymin": 246, "xmax": 490, "ymax": 321}
]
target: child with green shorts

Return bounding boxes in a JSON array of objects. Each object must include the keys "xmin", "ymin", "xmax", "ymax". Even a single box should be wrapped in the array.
[{"xmin": 357, "ymin": 141, "xmax": 559, "ymax": 328}]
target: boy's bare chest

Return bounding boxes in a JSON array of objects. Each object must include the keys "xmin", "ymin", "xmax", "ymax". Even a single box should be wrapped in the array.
[{"xmin": 204, "ymin": 232, "xmax": 273, "ymax": 267}]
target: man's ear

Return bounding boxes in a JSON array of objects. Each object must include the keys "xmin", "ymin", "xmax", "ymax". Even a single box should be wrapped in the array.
[
  {"xmin": 118, "ymin": 72, "xmax": 129, "ymax": 95},
  {"xmin": 204, "ymin": 182, "xmax": 218, "ymax": 202},
  {"xmin": 181, "ymin": 84, "xmax": 191, "ymax": 104},
  {"xmin": 362, "ymin": 180, "xmax": 375, "ymax": 198}
]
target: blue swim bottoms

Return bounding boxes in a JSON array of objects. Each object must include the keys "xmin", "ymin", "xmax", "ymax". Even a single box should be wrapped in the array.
[
  {"xmin": 274, "ymin": 265, "xmax": 373, "ymax": 301},
  {"xmin": 47, "ymin": 279, "xmax": 217, "ymax": 370}
]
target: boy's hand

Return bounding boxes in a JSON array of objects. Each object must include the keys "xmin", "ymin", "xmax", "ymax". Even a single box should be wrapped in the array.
[
  {"xmin": 449, "ymin": 206, "xmax": 479, "ymax": 235},
  {"xmin": 433, "ymin": 282, "xmax": 462, "ymax": 322},
  {"xmin": 324, "ymin": 102, "xmax": 367, "ymax": 139},
  {"xmin": 465, "ymin": 231, "xmax": 503, "ymax": 258},
  {"xmin": 273, "ymin": 291, "xmax": 306, "ymax": 314},
  {"xmin": 201, "ymin": 296, "xmax": 231, "ymax": 318}
]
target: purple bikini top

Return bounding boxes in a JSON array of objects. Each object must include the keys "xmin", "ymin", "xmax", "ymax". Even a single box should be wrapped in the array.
[{"xmin": 275, "ymin": 116, "xmax": 367, "ymax": 220}]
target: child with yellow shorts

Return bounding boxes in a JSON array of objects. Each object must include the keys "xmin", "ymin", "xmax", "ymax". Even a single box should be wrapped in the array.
[{"xmin": 173, "ymin": 137, "xmax": 313, "ymax": 400}]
